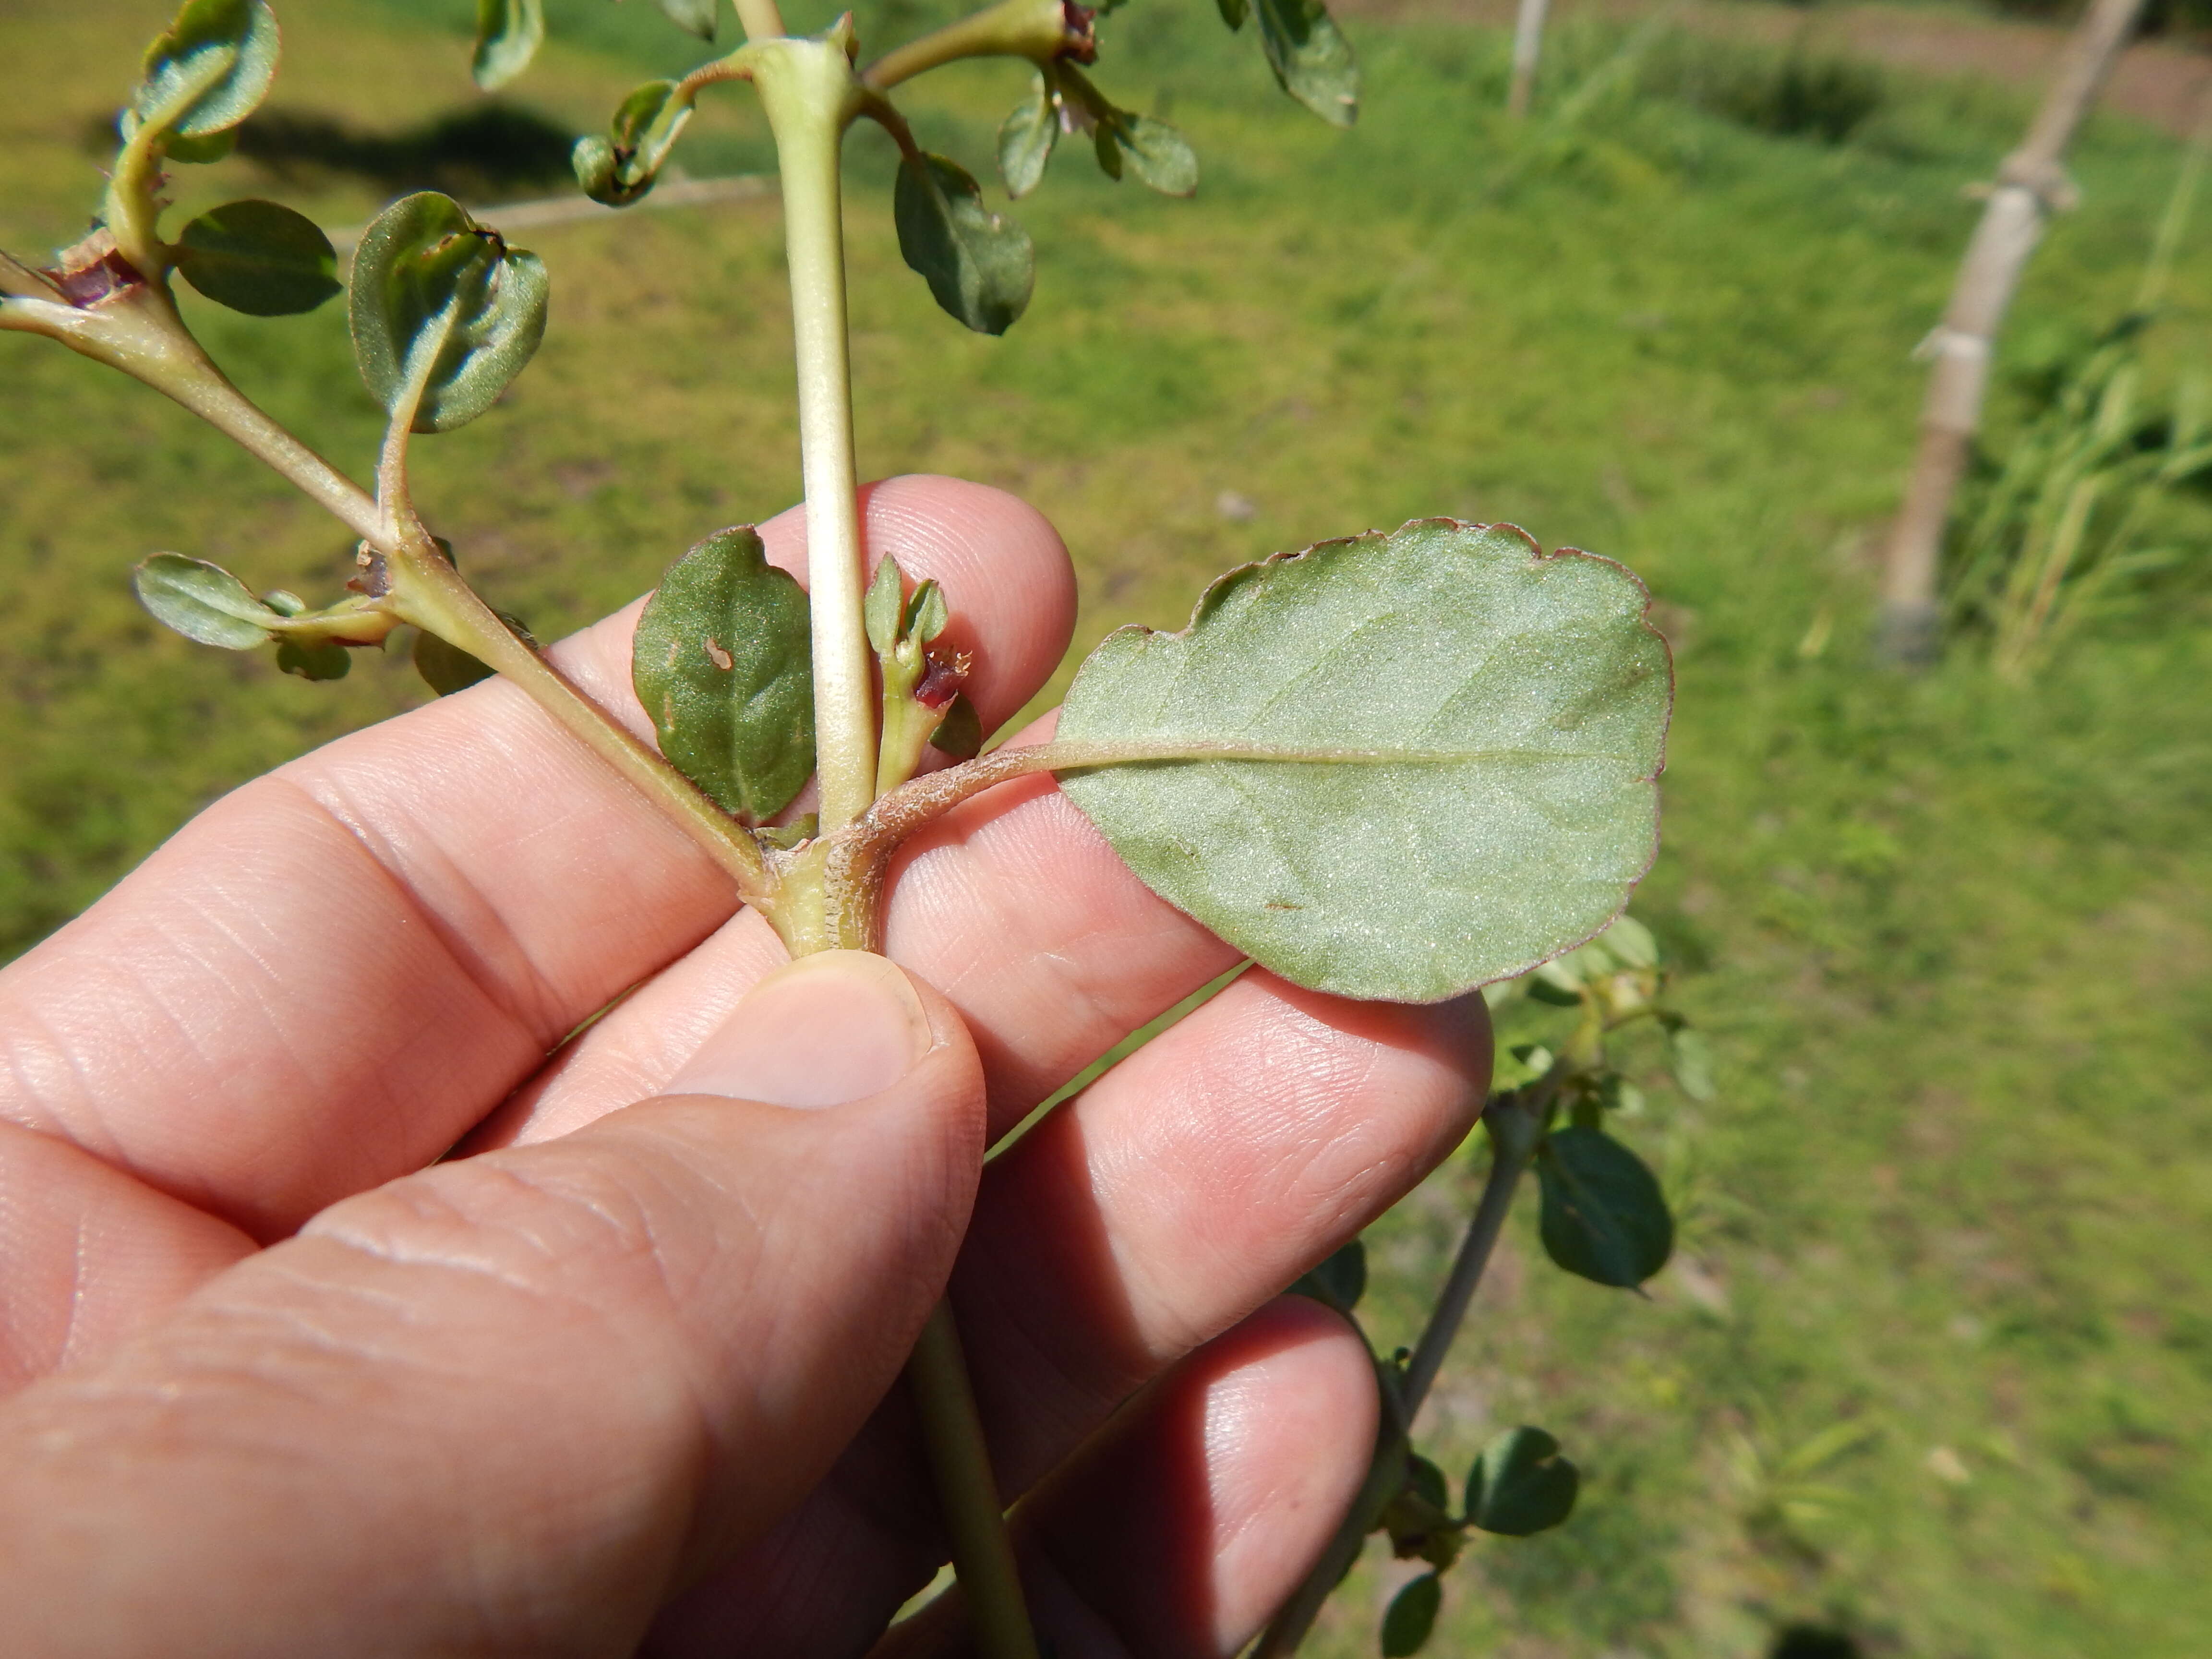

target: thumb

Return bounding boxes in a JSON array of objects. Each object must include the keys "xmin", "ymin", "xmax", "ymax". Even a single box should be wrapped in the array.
[{"xmin": 0, "ymin": 951, "xmax": 985, "ymax": 1659}]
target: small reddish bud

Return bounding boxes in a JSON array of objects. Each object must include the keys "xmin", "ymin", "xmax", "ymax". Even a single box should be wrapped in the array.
[
  {"xmin": 1059, "ymin": 1, "xmax": 1098, "ymax": 63},
  {"xmin": 914, "ymin": 649, "xmax": 972, "ymax": 709}
]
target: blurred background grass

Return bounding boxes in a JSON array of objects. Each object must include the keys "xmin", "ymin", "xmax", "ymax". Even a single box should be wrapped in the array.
[{"xmin": 4, "ymin": 0, "xmax": 2210, "ymax": 1653}]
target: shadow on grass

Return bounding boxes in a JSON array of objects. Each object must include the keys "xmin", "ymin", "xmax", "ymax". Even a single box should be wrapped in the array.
[{"xmin": 86, "ymin": 103, "xmax": 580, "ymax": 202}]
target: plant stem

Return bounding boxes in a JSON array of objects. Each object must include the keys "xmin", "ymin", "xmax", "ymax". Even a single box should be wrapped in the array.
[
  {"xmin": 1249, "ymin": 1359, "xmax": 1412, "ymax": 1659},
  {"xmin": 36, "ymin": 284, "xmax": 387, "ymax": 547},
  {"xmin": 387, "ymin": 545, "xmax": 775, "ymax": 901},
  {"xmin": 1253, "ymin": 1083, "xmax": 1552, "ymax": 1657},
  {"xmin": 862, "ymin": 0, "xmax": 1073, "ymax": 91},
  {"xmin": 732, "ymin": 0, "xmax": 787, "ymax": 41},
  {"xmin": 752, "ymin": 39, "xmax": 877, "ymax": 835},
  {"xmin": 906, "ymin": 1304, "xmax": 1043, "ymax": 1659},
  {"xmin": 1399, "ymin": 1089, "xmax": 1547, "ymax": 1419}
]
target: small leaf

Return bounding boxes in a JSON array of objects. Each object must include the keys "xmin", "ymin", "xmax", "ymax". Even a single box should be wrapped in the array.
[
  {"xmin": 1525, "ymin": 977, "xmax": 1583, "ymax": 1007},
  {"xmin": 276, "ymin": 638, "xmax": 351, "ymax": 681},
  {"xmin": 998, "ymin": 74, "xmax": 1059, "ymax": 199},
  {"xmin": 1056, "ymin": 521, "xmax": 1671, "ymax": 1002},
  {"xmin": 1380, "ymin": 1574, "xmax": 1441, "ymax": 1657},
  {"xmin": 133, "ymin": 553, "xmax": 279, "ymax": 649},
  {"xmin": 1537, "ymin": 1126, "xmax": 1674, "ymax": 1288},
  {"xmin": 866, "ymin": 554, "xmax": 906, "ymax": 654},
  {"xmin": 1598, "ymin": 912, "xmax": 1658, "ymax": 968},
  {"xmin": 658, "ymin": 0, "xmax": 720, "ymax": 37},
  {"xmin": 1107, "ymin": 115, "xmax": 1199, "ymax": 197},
  {"xmin": 930, "ymin": 692, "xmax": 983, "ymax": 759},
  {"xmin": 633, "ymin": 527, "xmax": 815, "ymax": 823},
  {"xmin": 1407, "ymin": 1454, "xmax": 1449, "ymax": 1513},
  {"xmin": 349, "ymin": 192, "xmax": 550, "ymax": 433},
  {"xmin": 1669, "ymin": 1027, "xmax": 1716, "ymax": 1101},
  {"xmin": 1466, "ymin": 1426, "xmax": 1579, "ymax": 1536},
  {"xmin": 905, "ymin": 578, "xmax": 949, "ymax": 643},
  {"xmin": 164, "ymin": 127, "xmax": 238, "ymax": 165},
  {"xmin": 174, "ymin": 199, "xmax": 339, "ymax": 316},
  {"xmin": 135, "ymin": 0, "xmax": 279, "ymax": 140},
  {"xmin": 1217, "ymin": 0, "xmax": 1249, "ymax": 27},
  {"xmin": 894, "ymin": 153, "xmax": 1035, "ymax": 337},
  {"xmin": 1288, "ymin": 1238, "xmax": 1366, "ymax": 1314},
  {"xmin": 576, "ymin": 80, "xmax": 695, "ymax": 207},
  {"xmin": 472, "ymin": 0, "xmax": 545, "ymax": 91},
  {"xmin": 414, "ymin": 630, "xmax": 492, "ymax": 695},
  {"xmin": 1250, "ymin": 0, "xmax": 1359, "ymax": 128}
]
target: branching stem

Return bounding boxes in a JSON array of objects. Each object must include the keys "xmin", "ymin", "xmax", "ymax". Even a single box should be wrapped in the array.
[{"xmin": 862, "ymin": 0, "xmax": 1074, "ymax": 91}]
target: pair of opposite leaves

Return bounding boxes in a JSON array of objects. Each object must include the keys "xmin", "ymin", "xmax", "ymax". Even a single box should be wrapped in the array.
[{"xmin": 632, "ymin": 517, "xmax": 1671, "ymax": 1004}]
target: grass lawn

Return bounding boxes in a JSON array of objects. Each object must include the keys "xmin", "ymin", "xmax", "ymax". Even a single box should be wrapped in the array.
[{"xmin": 4, "ymin": 0, "xmax": 2211, "ymax": 1653}]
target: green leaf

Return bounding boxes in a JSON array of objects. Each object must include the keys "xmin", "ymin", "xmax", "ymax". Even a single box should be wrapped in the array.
[
  {"xmin": 1598, "ymin": 912, "xmax": 1658, "ymax": 968},
  {"xmin": 894, "ymin": 153, "xmax": 1035, "ymax": 337},
  {"xmin": 1056, "ymin": 521, "xmax": 1671, "ymax": 1002},
  {"xmin": 1380, "ymin": 1574, "xmax": 1441, "ymax": 1657},
  {"xmin": 998, "ymin": 75, "xmax": 1059, "ymax": 199},
  {"xmin": 1407, "ymin": 1453, "xmax": 1449, "ymax": 1514},
  {"xmin": 472, "ymin": 0, "xmax": 545, "ymax": 91},
  {"xmin": 1525, "ymin": 977, "xmax": 1583, "ymax": 1007},
  {"xmin": 633, "ymin": 527, "xmax": 815, "ymax": 823},
  {"xmin": 1288, "ymin": 1238, "xmax": 1366, "ymax": 1314},
  {"xmin": 1106, "ymin": 115, "xmax": 1199, "ymax": 197},
  {"xmin": 930, "ymin": 692, "xmax": 983, "ymax": 759},
  {"xmin": 133, "ymin": 553, "xmax": 280, "ymax": 649},
  {"xmin": 575, "ymin": 80, "xmax": 695, "ymax": 207},
  {"xmin": 1250, "ymin": 0, "xmax": 1358, "ymax": 128},
  {"xmin": 866, "ymin": 553, "xmax": 906, "ymax": 655},
  {"xmin": 1217, "ymin": 0, "xmax": 1250, "ymax": 27},
  {"xmin": 1537, "ymin": 1126, "xmax": 1674, "ymax": 1288},
  {"xmin": 1466, "ymin": 1426, "xmax": 1580, "ymax": 1536},
  {"xmin": 164, "ymin": 127, "xmax": 238, "ymax": 165},
  {"xmin": 276, "ymin": 638, "xmax": 351, "ymax": 681},
  {"xmin": 1669, "ymin": 1026, "xmax": 1716, "ymax": 1101},
  {"xmin": 136, "ymin": 0, "xmax": 279, "ymax": 140},
  {"xmin": 174, "ymin": 199, "xmax": 339, "ymax": 316},
  {"xmin": 349, "ymin": 192, "xmax": 550, "ymax": 433},
  {"xmin": 905, "ymin": 578, "xmax": 949, "ymax": 643},
  {"xmin": 658, "ymin": 0, "xmax": 720, "ymax": 38}
]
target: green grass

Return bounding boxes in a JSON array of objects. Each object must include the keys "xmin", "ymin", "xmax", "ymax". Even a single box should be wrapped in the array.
[{"xmin": 5, "ymin": 2, "xmax": 2212, "ymax": 1654}]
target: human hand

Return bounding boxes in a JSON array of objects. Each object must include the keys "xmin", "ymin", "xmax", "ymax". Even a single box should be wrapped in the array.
[{"xmin": 0, "ymin": 477, "xmax": 1491, "ymax": 1658}]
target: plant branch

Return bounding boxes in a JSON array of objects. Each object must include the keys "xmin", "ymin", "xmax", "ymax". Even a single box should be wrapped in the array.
[
  {"xmin": 1399, "ymin": 1086, "xmax": 1549, "ymax": 1419},
  {"xmin": 861, "ymin": 0, "xmax": 1080, "ymax": 92},
  {"xmin": 752, "ymin": 36, "xmax": 877, "ymax": 835},
  {"xmin": 385, "ymin": 545, "xmax": 774, "ymax": 901}
]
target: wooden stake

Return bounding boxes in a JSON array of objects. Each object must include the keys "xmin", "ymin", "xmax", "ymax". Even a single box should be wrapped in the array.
[{"xmin": 1875, "ymin": 0, "xmax": 2148, "ymax": 664}]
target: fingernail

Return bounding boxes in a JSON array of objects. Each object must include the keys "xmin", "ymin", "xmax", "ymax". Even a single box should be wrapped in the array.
[{"xmin": 665, "ymin": 951, "xmax": 932, "ymax": 1108}]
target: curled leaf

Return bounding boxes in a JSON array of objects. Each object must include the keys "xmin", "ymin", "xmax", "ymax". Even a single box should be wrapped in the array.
[
  {"xmin": 133, "ymin": 553, "xmax": 280, "ymax": 649},
  {"xmin": 135, "ymin": 0, "xmax": 279, "ymax": 140},
  {"xmin": 277, "ymin": 638, "xmax": 352, "ymax": 681},
  {"xmin": 894, "ymin": 153, "xmax": 1034, "ymax": 337},
  {"xmin": 1251, "ymin": 0, "xmax": 1358, "ymax": 128},
  {"xmin": 1466, "ymin": 1426, "xmax": 1580, "ymax": 1536},
  {"xmin": 472, "ymin": 0, "xmax": 545, "ymax": 91},
  {"xmin": 633, "ymin": 527, "xmax": 815, "ymax": 823},
  {"xmin": 998, "ymin": 74, "xmax": 1059, "ymax": 199},
  {"xmin": 1537, "ymin": 1126, "xmax": 1673, "ymax": 1288},
  {"xmin": 575, "ymin": 79, "xmax": 695, "ymax": 207},
  {"xmin": 174, "ymin": 199, "xmax": 339, "ymax": 316},
  {"xmin": 349, "ymin": 192, "xmax": 550, "ymax": 433},
  {"xmin": 1056, "ymin": 521, "xmax": 1671, "ymax": 1002}
]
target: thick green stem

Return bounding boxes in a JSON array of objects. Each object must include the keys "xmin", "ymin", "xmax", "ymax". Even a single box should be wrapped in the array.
[
  {"xmin": 752, "ymin": 39, "xmax": 877, "ymax": 836},
  {"xmin": 732, "ymin": 0, "xmax": 787, "ymax": 41},
  {"xmin": 388, "ymin": 547, "xmax": 773, "ymax": 902},
  {"xmin": 906, "ymin": 1304, "xmax": 1043, "ymax": 1659}
]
